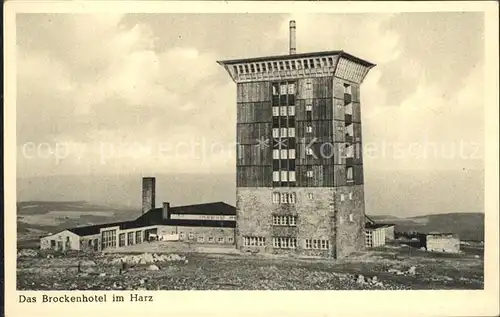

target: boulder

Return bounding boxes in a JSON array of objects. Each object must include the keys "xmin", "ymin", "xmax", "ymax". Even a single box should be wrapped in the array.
[
  {"xmin": 80, "ymin": 260, "xmax": 96, "ymax": 266},
  {"xmin": 147, "ymin": 264, "xmax": 160, "ymax": 271},
  {"xmin": 356, "ymin": 274, "xmax": 366, "ymax": 285},
  {"xmin": 408, "ymin": 266, "xmax": 416, "ymax": 275}
]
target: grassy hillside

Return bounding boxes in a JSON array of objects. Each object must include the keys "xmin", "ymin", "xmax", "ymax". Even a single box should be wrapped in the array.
[
  {"xmin": 17, "ymin": 201, "xmax": 140, "ymax": 248},
  {"xmin": 369, "ymin": 212, "xmax": 484, "ymax": 241}
]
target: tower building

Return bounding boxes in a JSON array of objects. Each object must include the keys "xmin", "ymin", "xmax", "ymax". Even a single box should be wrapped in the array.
[{"xmin": 217, "ymin": 21, "xmax": 375, "ymax": 258}]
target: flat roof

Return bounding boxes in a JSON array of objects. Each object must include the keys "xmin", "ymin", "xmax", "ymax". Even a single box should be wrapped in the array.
[{"xmin": 217, "ymin": 50, "xmax": 375, "ymax": 68}]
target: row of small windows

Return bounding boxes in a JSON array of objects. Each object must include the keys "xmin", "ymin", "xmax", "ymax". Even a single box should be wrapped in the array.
[
  {"xmin": 243, "ymin": 236, "xmax": 266, "ymax": 247},
  {"xmin": 272, "ymin": 149, "xmax": 296, "ymax": 159},
  {"xmin": 272, "ymin": 192, "xmax": 297, "ymax": 204},
  {"xmin": 272, "ymin": 215, "xmax": 297, "ymax": 226},
  {"xmin": 305, "ymin": 239, "xmax": 330, "ymax": 250},
  {"xmin": 241, "ymin": 237, "xmax": 342, "ymax": 251},
  {"xmin": 272, "ymin": 82, "xmax": 296, "ymax": 95},
  {"xmin": 272, "ymin": 127, "xmax": 295, "ymax": 138},
  {"xmin": 174, "ymin": 231, "xmax": 233, "ymax": 243},
  {"xmin": 273, "ymin": 237, "xmax": 297, "ymax": 249},
  {"xmin": 234, "ymin": 57, "xmax": 335, "ymax": 75},
  {"xmin": 272, "ymin": 171, "xmax": 296, "ymax": 183},
  {"xmin": 272, "ymin": 106, "xmax": 295, "ymax": 117},
  {"xmin": 272, "ymin": 192, "xmax": 355, "ymax": 203}
]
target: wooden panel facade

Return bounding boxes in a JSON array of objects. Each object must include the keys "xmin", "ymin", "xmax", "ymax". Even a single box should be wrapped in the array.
[
  {"xmin": 237, "ymin": 123, "xmax": 272, "ymax": 145},
  {"xmin": 353, "ymin": 165, "xmax": 364, "ymax": 185},
  {"xmin": 237, "ymin": 102, "xmax": 272, "ymax": 123},
  {"xmin": 237, "ymin": 144, "xmax": 272, "ymax": 166},
  {"xmin": 235, "ymin": 74, "xmax": 365, "ymax": 188},
  {"xmin": 237, "ymin": 82, "xmax": 272, "ymax": 103},
  {"xmin": 237, "ymin": 166, "xmax": 272, "ymax": 187},
  {"xmin": 333, "ymin": 120, "xmax": 345, "ymax": 142},
  {"xmin": 351, "ymin": 102, "xmax": 361, "ymax": 123},
  {"xmin": 333, "ymin": 165, "xmax": 347, "ymax": 187},
  {"xmin": 353, "ymin": 123, "xmax": 363, "ymax": 143}
]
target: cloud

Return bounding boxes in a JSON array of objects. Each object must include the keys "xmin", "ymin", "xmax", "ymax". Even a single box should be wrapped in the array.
[{"xmin": 16, "ymin": 13, "xmax": 484, "ymax": 178}]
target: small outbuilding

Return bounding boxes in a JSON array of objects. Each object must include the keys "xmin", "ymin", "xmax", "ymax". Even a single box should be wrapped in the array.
[{"xmin": 419, "ymin": 232, "xmax": 460, "ymax": 253}]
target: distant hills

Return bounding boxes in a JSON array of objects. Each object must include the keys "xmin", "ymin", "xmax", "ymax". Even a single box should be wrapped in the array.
[
  {"xmin": 16, "ymin": 200, "xmax": 485, "ymax": 247},
  {"xmin": 368, "ymin": 212, "xmax": 484, "ymax": 241},
  {"xmin": 17, "ymin": 169, "xmax": 484, "ymax": 217}
]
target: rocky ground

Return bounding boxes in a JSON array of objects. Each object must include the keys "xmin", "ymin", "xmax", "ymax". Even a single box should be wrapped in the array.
[{"xmin": 16, "ymin": 244, "xmax": 483, "ymax": 291}]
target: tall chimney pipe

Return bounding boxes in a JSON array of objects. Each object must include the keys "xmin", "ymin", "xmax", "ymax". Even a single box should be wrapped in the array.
[
  {"xmin": 142, "ymin": 177, "xmax": 156, "ymax": 214},
  {"xmin": 289, "ymin": 20, "xmax": 296, "ymax": 55}
]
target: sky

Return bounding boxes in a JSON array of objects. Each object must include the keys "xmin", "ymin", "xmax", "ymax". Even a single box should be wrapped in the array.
[{"xmin": 16, "ymin": 12, "xmax": 485, "ymax": 179}]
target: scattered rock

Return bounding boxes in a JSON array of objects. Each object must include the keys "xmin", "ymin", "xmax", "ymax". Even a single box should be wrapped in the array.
[
  {"xmin": 147, "ymin": 264, "xmax": 160, "ymax": 271},
  {"xmin": 99, "ymin": 273, "xmax": 106, "ymax": 277},
  {"xmin": 474, "ymin": 255, "xmax": 480, "ymax": 259},
  {"xmin": 46, "ymin": 254, "xmax": 54, "ymax": 259},
  {"xmin": 80, "ymin": 260, "xmax": 96, "ymax": 266},
  {"xmin": 17, "ymin": 249, "xmax": 38, "ymax": 258},
  {"xmin": 408, "ymin": 266, "xmax": 416, "ymax": 275},
  {"xmin": 372, "ymin": 276, "xmax": 378, "ymax": 283},
  {"xmin": 356, "ymin": 274, "xmax": 366, "ymax": 285},
  {"xmin": 111, "ymin": 253, "xmax": 186, "ymax": 265}
]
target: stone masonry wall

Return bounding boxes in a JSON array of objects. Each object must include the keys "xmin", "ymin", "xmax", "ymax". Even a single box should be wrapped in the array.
[
  {"xmin": 334, "ymin": 185, "xmax": 366, "ymax": 258},
  {"xmin": 237, "ymin": 187, "xmax": 336, "ymax": 257}
]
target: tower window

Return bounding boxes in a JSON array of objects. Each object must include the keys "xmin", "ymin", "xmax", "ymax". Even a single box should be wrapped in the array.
[
  {"xmin": 343, "ymin": 84, "xmax": 352, "ymax": 95},
  {"xmin": 272, "ymin": 192, "xmax": 280, "ymax": 204},
  {"xmin": 273, "ymin": 171, "xmax": 280, "ymax": 182},
  {"xmin": 306, "ymin": 170, "xmax": 314, "ymax": 178},
  {"xmin": 306, "ymin": 125, "xmax": 313, "ymax": 133},
  {"xmin": 347, "ymin": 167, "xmax": 354, "ymax": 182},
  {"xmin": 307, "ymin": 193, "xmax": 314, "ymax": 200}
]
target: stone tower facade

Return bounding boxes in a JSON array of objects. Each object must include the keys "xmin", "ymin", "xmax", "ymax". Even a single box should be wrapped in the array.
[{"xmin": 217, "ymin": 21, "xmax": 375, "ymax": 258}]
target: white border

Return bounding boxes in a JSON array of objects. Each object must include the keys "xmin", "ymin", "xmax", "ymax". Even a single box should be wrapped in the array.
[{"xmin": 4, "ymin": 2, "xmax": 499, "ymax": 317}]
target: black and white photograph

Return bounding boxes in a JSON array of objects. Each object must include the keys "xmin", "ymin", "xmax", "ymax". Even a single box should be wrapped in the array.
[{"xmin": 3, "ymin": 1, "xmax": 499, "ymax": 316}]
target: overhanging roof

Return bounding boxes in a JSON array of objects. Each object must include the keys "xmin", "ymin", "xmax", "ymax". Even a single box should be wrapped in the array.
[{"xmin": 217, "ymin": 50, "xmax": 375, "ymax": 68}]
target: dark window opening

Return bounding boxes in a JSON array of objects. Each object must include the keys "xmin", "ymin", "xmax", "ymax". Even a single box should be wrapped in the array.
[{"xmin": 272, "ymin": 117, "xmax": 280, "ymax": 128}]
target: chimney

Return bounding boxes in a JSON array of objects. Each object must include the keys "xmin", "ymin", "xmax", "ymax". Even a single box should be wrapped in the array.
[
  {"xmin": 141, "ymin": 177, "xmax": 156, "ymax": 214},
  {"xmin": 162, "ymin": 202, "xmax": 170, "ymax": 220},
  {"xmin": 289, "ymin": 20, "xmax": 296, "ymax": 55}
]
